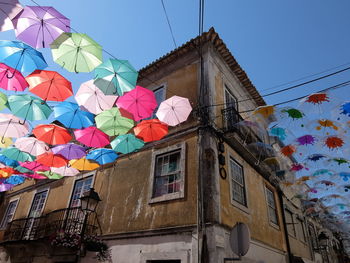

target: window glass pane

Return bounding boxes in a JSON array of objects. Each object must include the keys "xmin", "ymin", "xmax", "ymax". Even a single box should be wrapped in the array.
[
  {"xmin": 230, "ymin": 159, "xmax": 246, "ymax": 206},
  {"xmin": 29, "ymin": 191, "xmax": 48, "ymax": 217},
  {"xmin": 225, "ymin": 87, "xmax": 237, "ymax": 109},
  {"xmin": 1, "ymin": 200, "xmax": 18, "ymax": 228},
  {"xmin": 70, "ymin": 177, "xmax": 93, "ymax": 207},
  {"xmin": 151, "ymin": 86, "xmax": 165, "ymax": 119}
]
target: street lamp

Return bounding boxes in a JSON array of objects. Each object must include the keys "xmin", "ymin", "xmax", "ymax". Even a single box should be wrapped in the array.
[
  {"xmin": 80, "ymin": 188, "xmax": 102, "ymax": 213},
  {"xmin": 318, "ymin": 232, "xmax": 329, "ymax": 249}
]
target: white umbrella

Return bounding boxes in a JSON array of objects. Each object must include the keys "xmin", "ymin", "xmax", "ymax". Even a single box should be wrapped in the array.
[{"xmin": 156, "ymin": 95, "xmax": 192, "ymax": 126}]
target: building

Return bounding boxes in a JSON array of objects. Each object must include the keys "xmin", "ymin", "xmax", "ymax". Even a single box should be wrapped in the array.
[{"xmin": 0, "ymin": 28, "xmax": 346, "ymax": 263}]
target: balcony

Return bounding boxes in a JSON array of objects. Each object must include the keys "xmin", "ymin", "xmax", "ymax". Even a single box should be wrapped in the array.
[{"xmin": 3, "ymin": 207, "xmax": 98, "ymax": 242}]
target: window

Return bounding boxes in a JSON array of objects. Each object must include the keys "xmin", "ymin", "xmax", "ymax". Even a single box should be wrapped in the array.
[
  {"xmin": 229, "ymin": 158, "xmax": 247, "ymax": 207},
  {"xmin": 308, "ymin": 224, "xmax": 318, "ymax": 249},
  {"xmin": 69, "ymin": 176, "xmax": 94, "ymax": 207},
  {"xmin": 296, "ymin": 218, "xmax": 306, "ymax": 242},
  {"xmin": 0, "ymin": 199, "xmax": 19, "ymax": 229},
  {"xmin": 149, "ymin": 143, "xmax": 186, "ymax": 203},
  {"xmin": 265, "ymin": 187, "xmax": 279, "ymax": 225},
  {"xmin": 224, "ymin": 86, "xmax": 239, "ymax": 129},
  {"xmin": 285, "ymin": 209, "xmax": 296, "ymax": 237},
  {"xmin": 151, "ymin": 85, "xmax": 166, "ymax": 119},
  {"xmin": 225, "ymin": 86, "xmax": 237, "ymax": 110}
]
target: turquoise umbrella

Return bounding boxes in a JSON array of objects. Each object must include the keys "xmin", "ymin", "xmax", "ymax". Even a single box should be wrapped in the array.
[
  {"xmin": 110, "ymin": 134, "xmax": 144, "ymax": 154},
  {"xmin": 1, "ymin": 147, "xmax": 35, "ymax": 162},
  {"xmin": 7, "ymin": 94, "xmax": 52, "ymax": 123},
  {"xmin": 86, "ymin": 148, "xmax": 118, "ymax": 165},
  {"xmin": 94, "ymin": 59, "xmax": 138, "ymax": 96}
]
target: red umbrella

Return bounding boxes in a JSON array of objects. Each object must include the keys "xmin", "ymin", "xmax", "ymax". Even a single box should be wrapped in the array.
[
  {"xmin": 33, "ymin": 124, "xmax": 72, "ymax": 145},
  {"xmin": 26, "ymin": 70, "xmax": 73, "ymax": 101},
  {"xmin": 36, "ymin": 152, "xmax": 68, "ymax": 168},
  {"xmin": 133, "ymin": 119, "xmax": 168, "ymax": 142},
  {"xmin": 74, "ymin": 126, "xmax": 109, "ymax": 148}
]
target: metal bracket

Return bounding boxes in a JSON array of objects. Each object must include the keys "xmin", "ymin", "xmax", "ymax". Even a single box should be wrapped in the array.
[{"xmin": 224, "ymin": 256, "xmax": 241, "ymax": 262}]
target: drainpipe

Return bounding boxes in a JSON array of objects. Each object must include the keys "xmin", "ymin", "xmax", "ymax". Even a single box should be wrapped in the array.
[{"xmin": 277, "ymin": 189, "xmax": 293, "ymax": 263}]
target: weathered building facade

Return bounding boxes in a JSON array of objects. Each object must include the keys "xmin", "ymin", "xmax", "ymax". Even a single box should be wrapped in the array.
[{"xmin": 0, "ymin": 28, "xmax": 345, "ymax": 263}]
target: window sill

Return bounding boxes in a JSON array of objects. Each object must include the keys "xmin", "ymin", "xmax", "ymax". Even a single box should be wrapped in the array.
[
  {"xmin": 230, "ymin": 199, "xmax": 250, "ymax": 214},
  {"xmin": 149, "ymin": 191, "xmax": 184, "ymax": 204}
]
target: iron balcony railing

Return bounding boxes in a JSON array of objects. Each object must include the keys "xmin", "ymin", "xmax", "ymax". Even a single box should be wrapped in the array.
[{"xmin": 3, "ymin": 207, "xmax": 98, "ymax": 242}]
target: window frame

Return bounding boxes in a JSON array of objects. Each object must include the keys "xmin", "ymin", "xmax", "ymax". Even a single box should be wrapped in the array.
[
  {"xmin": 150, "ymin": 84, "xmax": 167, "ymax": 119},
  {"xmin": 264, "ymin": 185, "xmax": 279, "ymax": 227},
  {"xmin": 26, "ymin": 187, "xmax": 50, "ymax": 218},
  {"xmin": 224, "ymin": 84, "xmax": 238, "ymax": 110},
  {"xmin": 149, "ymin": 142, "xmax": 186, "ymax": 204},
  {"xmin": 0, "ymin": 198, "xmax": 20, "ymax": 229},
  {"xmin": 296, "ymin": 217, "xmax": 307, "ymax": 243},
  {"xmin": 285, "ymin": 209, "xmax": 296, "ymax": 238},
  {"xmin": 228, "ymin": 157, "xmax": 248, "ymax": 212},
  {"xmin": 67, "ymin": 171, "xmax": 96, "ymax": 208}
]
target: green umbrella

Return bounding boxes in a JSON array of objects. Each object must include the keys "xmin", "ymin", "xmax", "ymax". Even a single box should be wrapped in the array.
[
  {"xmin": 51, "ymin": 33, "xmax": 103, "ymax": 73},
  {"xmin": 94, "ymin": 59, "xmax": 138, "ymax": 95},
  {"xmin": 0, "ymin": 92, "xmax": 7, "ymax": 111},
  {"xmin": 110, "ymin": 134, "xmax": 144, "ymax": 154},
  {"xmin": 37, "ymin": 170, "xmax": 63, "ymax": 180},
  {"xmin": 1, "ymin": 147, "xmax": 35, "ymax": 162},
  {"xmin": 95, "ymin": 107, "xmax": 134, "ymax": 136},
  {"xmin": 7, "ymin": 94, "xmax": 52, "ymax": 123}
]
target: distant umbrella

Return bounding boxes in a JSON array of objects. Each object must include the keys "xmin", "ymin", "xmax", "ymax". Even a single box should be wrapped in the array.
[
  {"xmin": 86, "ymin": 148, "xmax": 118, "ymax": 165},
  {"xmin": 0, "ymin": 0, "xmax": 23, "ymax": 32},
  {"xmin": 133, "ymin": 119, "xmax": 168, "ymax": 142},
  {"xmin": 156, "ymin": 95, "xmax": 192, "ymax": 126},
  {"xmin": 18, "ymin": 161, "xmax": 50, "ymax": 172},
  {"xmin": 15, "ymin": 137, "xmax": 50, "ymax": 156},
  {"xmin": 51, "ymin": 143, "xmax": 86, "ymax": 160},
  {"xmin": 1, "ymin": 147, "xmax": 35, "ymax": 162},
  {"xmin": 69, "ymin": 157, "xmax": 99, "ymax": 171},
  {"xmin": 110, "ymin": 134, "xmax": 144, "ymax": 154},
  {"xmin": 36, "ymin": 152, "xmax": 68, "ymax": 168},
  {"xmin": 51, "ymin": 166, "xmax": 79, "ymax": 177},
  {"xmin": 33, "ymin": 124, "xmax": 72, "ymax": 145},
  {"xmin": 37, "ymin": 170, "xmax": 63, "ymax": 180},
  {"xmin": 74, "ymin": 126, "xmax": 109, "ymax": 148}
]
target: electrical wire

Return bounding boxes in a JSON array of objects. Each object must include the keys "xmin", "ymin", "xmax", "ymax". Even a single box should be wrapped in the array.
[{"xmin": 160, "ymin": 0, "xmax": 177, "ymax": 49}]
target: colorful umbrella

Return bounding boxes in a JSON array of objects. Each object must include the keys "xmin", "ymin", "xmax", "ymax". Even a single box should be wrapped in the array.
[
  {"xmin": 36, "ymin": 152, "xmax": 68, "ymax": 168},
  {"xmin": 116, "ymin": 86, "xmax": 157, "ymax": 121},
  {"xmin": 0, "ymin": 183, "xmax": 13, "ymax": 191},
  {"xmin": 0, "ymin": 154, "xmax": 18, "ymax": 167},
  {"xmin": 0, "ymin": 137, "xmax": 11, "ymax": 148},
  {"xmin": 7, "ymin": 94, "xmax": 52, "ymax": 122},
  {"xmin": 0, "ymin": 115, "xmax": 29, "ymax": 139},
  {"xmin": 37, "ymin": 170, "xmax": 63, "ymax": 180},
  {"xmin": 33, "ymin": 124, "xmax": 72, "ymax": 145},
  {"xmin": 94, "ymin": 59, "xmax": 138, "ymax": 96},
  {"xmin": 1, "ymin": 147, "xmax": 35, "ymax": 162},
  {"xmin": 0, "ymin": 91, "xmax": 6, "ymax": 110},
  {"xmin": 110, "ymin": 134, "xmax": 144, "ymax": 154},
  {"xmin": 86, "ymin": 148, "xmax": 118, "ymax": 165},
  {"xmin": 51, "ymin": 166, "xmax": 79, "ymax": 177},
  {"xmin": 74, "ymin": 126, "xmax": 109, "ymax": 148},
  {"xmin": 75, "ymin": 80, "xmax": 117, "ymax": 115},
  {"xmin": 0, "ymin": 63, "xmax": 28, "ymax": 91},
  {"xmin": 0, "ymin": 0, "xmax": 23, "ymax": 32},
  {"xmin": 156, "ymin": 95, "xmax": 192, "ymax": 126},
  {"xmin": 51, "ymin": 143, "xmax": 86, "ymax": 160},
  {"xmin": 14, "ymin": 137, "xmax": 49, "ymax": 156},
  {"xmin": 12, "ymin": 6, "xmax": 70, "ymax": 48},
  {"xmin": 69, "ymin": 157, "xmax": 99, "ymax": 171},
  {"xmin": 133, "ymin": 119, "xmax": 168, "ymax": 142},
  {"xmin": 18, "ymin": 161, "xmax": 50, "ymax": 172},
  {"xmin": 26, "ymin": 70, "xmax": 72, "ymax": 102},
  {"xmin": 4, "ymin": 175, "xmax": 24, "ymax": 185},
  {"xmin": 53, "ymin": 101, "xmax": 94, "ymax": 129},
  {"xmin": 51, "ymin": 32, "xmax": 102, "ymax": 73},
  {"xmin": 95, "ymin": 107, "xmax": 134, "ymax": 136},
  {"xmin": 22, "ymin": 172, "xmax": 47, "ymax": 179},
  {"xmin": 0, "ymin": 40, "xmax": 47, "ymax": 74}
]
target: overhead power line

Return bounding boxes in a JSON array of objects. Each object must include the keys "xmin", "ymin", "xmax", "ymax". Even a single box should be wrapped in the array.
[{"xmin": 160, "ymin": 0, "xmax": 177, "ymax": 49}]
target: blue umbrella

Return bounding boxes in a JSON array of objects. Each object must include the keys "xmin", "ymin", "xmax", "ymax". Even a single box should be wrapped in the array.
[
  {"xmin": 5, "ymin": 175, "xmax": 25, "ymax": 185},
  {"xmin": 0, "ymin": 40, "xmax": 47, "ymax": 75},
  {"xmin": 0, "ymin": 154, "xmax": 19, "ymax": 167},
  {"xmin": 86, "ymin": 148, "xmax": 118, "ymax": 165},
  {"xmin": 53, "ymin": 102, "xmax": 95, "ymax": 129}
]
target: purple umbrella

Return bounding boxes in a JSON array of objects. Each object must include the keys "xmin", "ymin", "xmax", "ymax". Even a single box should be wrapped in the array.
[
  {"xmin": 12, "ymin": 6, "xmax": 70, "ymax": 48},
  {"xmin": 51, "ymin": 143, "xmax": 87, "ymax": 160},
  {"xmin": 296, "ymin": 135, "xmax": 316, "ymax": 146},
  {"xmin": 0, "ymin": 183, "xmax": 13, "ymax": 192}
]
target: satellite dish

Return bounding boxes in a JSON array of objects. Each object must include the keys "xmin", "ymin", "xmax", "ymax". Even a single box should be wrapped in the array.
[{"xmin": 229, "ymin": 222, "xmax": 251, "ymax": 256}]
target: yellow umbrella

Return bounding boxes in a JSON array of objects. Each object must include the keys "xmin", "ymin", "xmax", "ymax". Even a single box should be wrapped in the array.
[
  {"xmin": 253, "ymin": 105, "xmax": 275, "ymax": 118},
  {"xmin": 69, "ymin": 158, "xmax": 99, "ymax": 171},
  {"xmin": 0, "ymin": 137, "xmax": 12, "ymax": 148}
]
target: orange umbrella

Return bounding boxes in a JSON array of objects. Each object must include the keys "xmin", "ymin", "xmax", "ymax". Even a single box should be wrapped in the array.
[
  {"xmin": 36, "ymin": 152, "xmax": 68, "ymax": 168},
  {"xmin": 133, "ymin": 119, "xmax": 168, "ymax": 142},
  {"xmin": 26, "ymin": 70, "xmax": 73, "ymax": 101},
  {"xmin": 33, "ymin": 124, "xmax": 72, "ymax": 145}
]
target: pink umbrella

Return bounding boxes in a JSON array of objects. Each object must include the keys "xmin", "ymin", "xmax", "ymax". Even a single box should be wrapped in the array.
[
  {"xmin": 15, "ymin": 137, "xmax": 50, "ymax": 156},
  {"xmin": 116, "ymin": 86, "xmax": 157, "ymax": 121},
  {"xmin": 0, "ymin": 114, "xmax": 29, "ymax": 139},
  {"xmin": 156, "ymin": 95, "xmax": 192, "ymax": 126},
  {"xmin": 75, "ymin": 80, "xmax": 118, "ymax": 115},
  {"xmin": 22, "ymin": 173, "xmax": 47, "ymax": 180},
  {"xmin": 19, "ymin": 161, "xmax": 50, "ymax": 172},
  {"xmin": 0, "ymin": 63, "xmax": 28, "ymax": 91},
  {"xmin": 74, "ymin": 126, "xmax": 109, "ymax": 148},
  {"xmin": 51, "ymin": 166, "xmax": 79, "ymax": 177}
]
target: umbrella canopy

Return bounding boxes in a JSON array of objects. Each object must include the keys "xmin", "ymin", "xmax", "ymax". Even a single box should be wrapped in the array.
[
  {"xmin": 26, "ymin": 70, "xmax": 72, "ymax": 102},
  {"xmin": 95, "ymin": 107, "xmax": 134, "ymax": 136},
  {"xmin": 133, "ymin": 119, "xmax": 168, "ymax": 142},
  {"xmin": 0, "ymin": 63, "xmax": 27, "ymax": 91},
  {"xmin": 4, "ymin": 174, "xmax": 24, "ymax": 185},
  {"xmin": 1, "ymin": 147, "xmax": 35, "ymax": 162},
  {"xmin": 0, "ymin": 0, "xmax": 23, "ymax": 32},
  {"xmin": 74, "ymin": 126, "xmax": 109, "ymax": 148},
  {"xmin": 116, "ymin": 86, "xmax": 157, "ymax": 121},
  {"xmin": 33, "ymin": 124, "xmax": 72, "ymax": 145},
  {"xmin": 0, "ymin": 117, "xmax": 29, "ymax": 139},
  {"xmin": 110, "ymin": 134, "xmax": 144, "ymax": 154},
  {"xmin": 0, "ymin": 137, "xmax": 12, "ymax": 148},
  {"xmin": 36, "ymin": 152, "xmax": 68, "ymax": 167},
  {"xmin": 22, "ymin": 172, "xmax": 46, "ymax": 179},
  {"xmin": 14, "ymin": 137, "xmax": 49, "ymax": 156},
  {"xmin": 51, "ymin": 32, "xmax": 102, "ymax": 73},
  {"xmin": 0, "ymin": 154, "xmax": 18, "ymax": 167},
  {"xmin": 51, "ymin": 166, "xmax": 79, "ymax": 177},
  {"xmin": 37, "ymin": 170, "xmax": 63, "ymax": 180},
  {"xmin": 156, "ymin": 95, "xmax": 192, "ymax": 126},
  {"xmin": 53, "ymin": 101, "xmax": 94, "ymax": 129},
  {"xmin": 0, "ymin": 40, "xmax": 47, "ymax": 74},
  {"xmin": 18, "ymin": 161, "xmax": 50, "ymax": 172},
  {"xmin": 7, "ymin": 94, "xmax": 52, "ymax": 122},
  {"xmin": 0, "ymin": 183, "xmax": 13, "ymax": 191},
  {"xmin": 12, "ymin": 6, "xmax": 70, "ymax": 49},
  {"xmin": 51, "ymin": 143, "xmax": 86, "ymax": 160},
  {"xmin": 75, "ymin": 80, "xmax": 117, "ymax": 115},
  {"xmin": 0, "ymin": 91, "xmax": 6, "ymax": 110},
  {"xmin": 86, "ymin": 148, "xmax": 118, "ymax": 165},
  {"xmin": 94, "ymin": 59, "xmax": 138, "ymax": 96},
  {"xmin": 69, "ymin": 157, "xmax": 99, "ymax": 171}
]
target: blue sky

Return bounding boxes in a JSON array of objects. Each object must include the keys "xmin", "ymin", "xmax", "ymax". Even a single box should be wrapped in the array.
[{"xmin": 3, "ymin": 0, "xmax": 350, "ymax": 106}]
